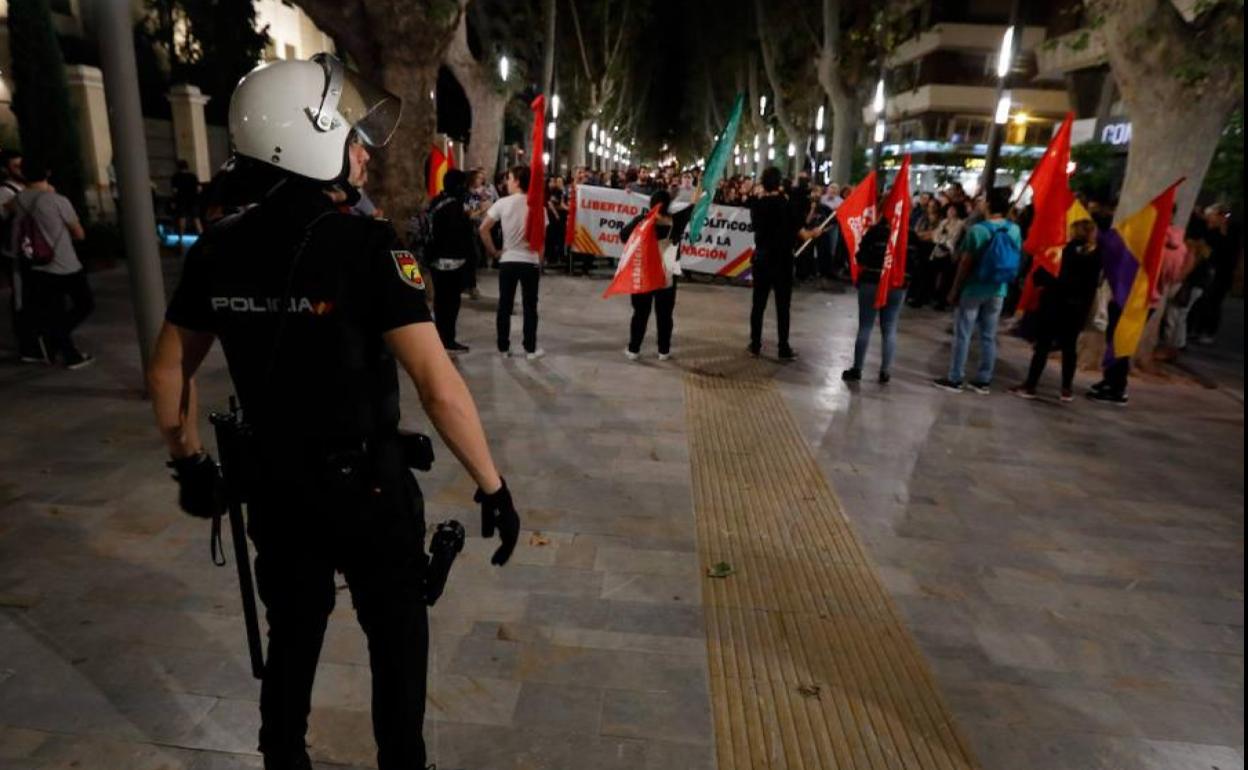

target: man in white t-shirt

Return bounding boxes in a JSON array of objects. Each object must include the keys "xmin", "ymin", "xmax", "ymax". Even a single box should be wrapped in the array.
[
  {"xmin": 1, "ymin": 150, "xmax": 44, "ymax": 362},
  {"xmin": 479, "ymin": 165, "xmax": 546, "ymax": 359}
]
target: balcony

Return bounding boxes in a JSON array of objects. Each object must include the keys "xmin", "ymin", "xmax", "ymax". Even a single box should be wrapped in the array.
[
  {"xmin": 864, "ymin": 84, "xmax": 1072, "ymax": 123},
  {"xmin": 1034, "ymin": 28, "xmax": 1107, "ymax": 78},
  {"xmin": 888, "ymin": 23, "xmax": 1049, "ymax": 66}
]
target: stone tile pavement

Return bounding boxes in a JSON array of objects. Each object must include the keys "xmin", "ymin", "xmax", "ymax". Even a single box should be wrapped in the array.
[{"xmin": 0, "ymin": 260, "xmax": 1242, "ymax": 769}]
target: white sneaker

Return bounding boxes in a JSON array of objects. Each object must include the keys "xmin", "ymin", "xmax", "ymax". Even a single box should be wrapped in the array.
[
  {"xmin": 526, "ymin": 348, "xmax": 545, "ymax": 360},
  {"xmin": 624, "ymin": 349, "xmax": 640, "ymax": 361},
  {"xmin": 657, "ymin": 352, "xmax": 672, "ymax": 361}
]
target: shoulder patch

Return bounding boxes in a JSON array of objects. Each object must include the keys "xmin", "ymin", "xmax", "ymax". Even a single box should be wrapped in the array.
[{"xmin": 390, "ymin": 250, "xmax": 426, "ymax": 290}]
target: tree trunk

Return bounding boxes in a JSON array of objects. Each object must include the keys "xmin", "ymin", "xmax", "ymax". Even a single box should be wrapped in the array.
[
  {"xmin": 570, "ymin": 118, "xmax": 589, "ymax": 168},
  {"xmin": 463, "ymin": 84, "xmax": 507, "ymax": 176},
  {"xmin": 1093, "ymin": 0, "xmax": 1242, "ymax": 364},
  {"xmin": 294, "ymin": 0, "xmax": 461, "ymax": 227},
  {"xmin": 754, "ymin": 0, "xmax": 807, "ymax": 174},
  {"xmin": 828, "ymin": 94, "xmax": 859, "ymax": 186}
]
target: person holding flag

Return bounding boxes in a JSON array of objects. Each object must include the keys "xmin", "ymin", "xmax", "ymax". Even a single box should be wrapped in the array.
[
  {"xmin": 615, "ymin": 189, "xmax": 699, "ymax": 361},
  {"xmin": 746, "ymin": 167, "xmax": 827, "ymax": 360},
  {"xmin": 478, "ymin": 96, "xmax": 548, "ymax": 359},
  {"xmin": 1009, "ymin": 215, "xmax": 1101, "ymax": 402},
  {"xmin": 1087, "ymin": 181, "xmax": 1183, "ymax": 406},
  {"xmin": 839, "ymin": 157, "xmax": 912, "ymax": 384}
]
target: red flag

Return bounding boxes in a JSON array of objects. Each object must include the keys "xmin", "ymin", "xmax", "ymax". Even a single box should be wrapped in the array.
[
  {"xmin": 565, "ymin": 183, "xmax": 578, "ymax": 246},
  {"xmin": 603, "ymin": 206, "xmax": 666, "ymax": 297},
  {"xmin": 1017, "ymin": 113, "xmax": 1075, "ymax": 314},
  {"xmin": 875, "ymin": 155, "xmax": 912, "ymax": 309},
  {"xmin": 836, "ymin": 171, "xmax": 878, "ymax": 283},
  {"xmin": 427, "ymin": 145, "xmax": 449, "ymax": 199},
  {"xmin": 526, "ymin": 95, "xmax": 547, "ymax": 256}
]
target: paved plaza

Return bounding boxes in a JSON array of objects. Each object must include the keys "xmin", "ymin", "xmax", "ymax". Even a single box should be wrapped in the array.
[{"xmin": 0, "ymin": 261, "xmax": 1243, "ymax": 770}]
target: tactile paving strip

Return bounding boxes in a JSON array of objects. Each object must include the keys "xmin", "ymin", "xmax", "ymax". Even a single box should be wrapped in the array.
[{"xmin": 684, "ymin": 353, "xmax": 978, "ymax": 770}]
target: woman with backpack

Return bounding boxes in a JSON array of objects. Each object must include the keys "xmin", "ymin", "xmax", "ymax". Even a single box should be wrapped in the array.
[{"xmin": 933, "ymin": 187, "xmax": 1021, "ymax": 394}]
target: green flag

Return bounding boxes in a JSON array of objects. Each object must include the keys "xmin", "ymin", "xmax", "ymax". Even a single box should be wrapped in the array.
[{"xmin": 686, "ymin": 93, "xmax": 745, "ymax": 245}]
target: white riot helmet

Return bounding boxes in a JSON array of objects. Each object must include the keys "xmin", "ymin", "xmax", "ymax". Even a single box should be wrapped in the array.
[{"xmin": 228, "ymin": 53, "xmax": 402, "ymax": 182}]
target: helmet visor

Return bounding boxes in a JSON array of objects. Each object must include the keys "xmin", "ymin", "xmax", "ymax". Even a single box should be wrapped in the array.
[{"xmin": 337, "ymin": 68, "xmax": 403, "ymax": 148}]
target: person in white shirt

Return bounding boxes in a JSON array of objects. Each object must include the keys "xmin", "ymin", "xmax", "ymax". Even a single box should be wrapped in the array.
[
  {"xmin": 1, "ymin": 150, "xmax": 44, "ymax": 361},
  {"xmin": 478, "ymin": 165, "xmax": 546, "ymax": 359}
]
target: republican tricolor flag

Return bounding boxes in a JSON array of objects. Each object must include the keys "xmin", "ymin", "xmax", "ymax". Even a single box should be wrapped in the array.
[{"xmin": 1101, "ymin": 179, "xmax": 1184, "ymax": 360}]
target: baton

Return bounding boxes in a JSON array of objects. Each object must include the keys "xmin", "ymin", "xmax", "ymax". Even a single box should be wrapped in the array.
[
  {"xmin": 794, "ymin": 211, "xmax": 838, "ymax": 257},
  {"xmin": 209, "ymin": 397, "xmax": 266, "ymax": 680}
]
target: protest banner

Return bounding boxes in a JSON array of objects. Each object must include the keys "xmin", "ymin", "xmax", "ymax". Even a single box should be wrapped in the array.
[{"xmin": 571, "ymin": 185, "xmax": 755, "ymax": 278}]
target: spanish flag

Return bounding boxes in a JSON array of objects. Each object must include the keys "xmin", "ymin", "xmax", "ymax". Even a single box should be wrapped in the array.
[
  {"xmin": 427, "ymin": 144, "xmax": 455, "ymax": 199},
  {"xmin": 1101, "ymin": 179, "xmax": 1183, "ymax": 360}
]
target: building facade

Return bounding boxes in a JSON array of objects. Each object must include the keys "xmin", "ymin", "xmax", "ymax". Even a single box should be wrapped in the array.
[{"xmin": 869, "ymin": 0, "xmax": 1072, "ymax": 193}]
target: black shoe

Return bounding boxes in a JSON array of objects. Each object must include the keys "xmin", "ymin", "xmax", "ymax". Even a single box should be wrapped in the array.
[
  {"xmin": 878, "ymin": 371, "xmax": 891, "ymax": 384},
  {"xmin": 747, "ymin": 343, "xmax": 761, "ymax": 358},
  {"xmin": 1089, "ymin": 380, "xmax": 1110, "ymax": 394},
  {"xmin": 841, "ymin": 367, "xmax": 862, "ymax": 382},
  {"xmin": 64, "ymin": 352, "xmax": 95, "ymax": 370},
  {"xmin": 932, "ymin": 377, "xmax": 964, "ymax": 393},
  {"xmin": 445, "ymin": 341, "xmax": 470, "ymax": 353},
  {"xmin": 967, "ymin": 380, "xmax": 991, "ymax": 395},
  {"xmin": 1087, "ymin": 389, "xmax": 1129, "ymax": 407},
  {"xmin": 778, "ymin": 346, "xmax": 798, "ymax": 361}
]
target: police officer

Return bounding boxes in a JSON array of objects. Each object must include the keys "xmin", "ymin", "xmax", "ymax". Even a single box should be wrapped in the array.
[{"xmin": 145, "ymin": 54, "xmax": 520, "ymax": 770}]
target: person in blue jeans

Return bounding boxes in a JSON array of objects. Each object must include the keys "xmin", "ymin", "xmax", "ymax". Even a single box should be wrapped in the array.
[
  {"xmin": 842, "ymin": 218, "xmax": 907, "ymax": 384},
  {"xmin": 933, "ymin": 187, "xmax": 1019, "ymax": 394}
]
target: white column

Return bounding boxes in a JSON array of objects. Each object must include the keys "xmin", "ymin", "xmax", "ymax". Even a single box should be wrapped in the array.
[
  {"xmin": 64, "ymin": 64, "xmax": 115, "ymax": 220},
  {"xmin": 166, "ymin": 83, "xmax": 213, "ymax": 180}
]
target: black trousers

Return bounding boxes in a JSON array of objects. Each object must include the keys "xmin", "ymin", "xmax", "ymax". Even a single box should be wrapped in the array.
[
  {"xmin": 25, "ymin": 269, "xmax": 94, "ymax": 360},
  {"xmin": 248, "ymin": 438, "xmax": 428, "ymax": 770},
  {"xmin": 497, "ymin": 262, "xmax": 540, "ymax": 353},
  {"xmin": 1101, "ymin": 301, "xmax": 1138, "ymax": 397},
  {"xmin": 1024, "ymin": 305, "xmax": 1082, "ymax": 391},
  {"xmin": 5, "ymin": 258, "xmax": 43, "ymax": 358},
  {"xmin": 430, "ymin": 267, "xmax": 462, "ymax": 346},
  {"xmin": 750, "ymin": 259, "xmax": 793, "ymax": 348},
  {"xmin": 629, "ymin": 283, "xmax": 677, "ymax": 354}
]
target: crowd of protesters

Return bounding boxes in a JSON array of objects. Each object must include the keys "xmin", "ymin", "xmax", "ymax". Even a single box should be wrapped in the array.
[{"xmin": 3, "ymin": 144, "xmax": 1241, "ymax": 404}]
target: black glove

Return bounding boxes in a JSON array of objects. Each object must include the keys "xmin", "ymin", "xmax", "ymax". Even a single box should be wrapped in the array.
[
  {"xmin": 474, "ymin": 479, "xmax": 520, "ymax": 566},
  {"xmin": 166, "ymin": 453, "xmax": 225, "ymax": 519}
]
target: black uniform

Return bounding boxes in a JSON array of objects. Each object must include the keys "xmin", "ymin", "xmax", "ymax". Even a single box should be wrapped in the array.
[
  {"xmin": 166, "ymin": 181, "xmax": 433, "ymax": 769},
  {"xmin": 747, "ymin": 194, "xmax": 801, "ymax": 352}
]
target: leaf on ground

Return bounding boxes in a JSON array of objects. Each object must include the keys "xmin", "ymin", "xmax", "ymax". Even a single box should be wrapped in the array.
[
  {"xmin": 706, "ymin": 561, "xmax": 735, "ymax": 579},
  {"xmin": 797, "ymin": 684, "xmax": 821, "ymax": 699},
  {"xmin": 528, "ymin": 532, "xmax": 551, "ymax": 547}
]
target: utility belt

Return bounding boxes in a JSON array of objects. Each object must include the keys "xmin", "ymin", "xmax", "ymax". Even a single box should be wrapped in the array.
[{"xmin": 209, "ymin": 397, "xmax": 464, "ymax": 679}]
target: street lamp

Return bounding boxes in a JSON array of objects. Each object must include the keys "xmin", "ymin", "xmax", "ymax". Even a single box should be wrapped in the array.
[
  {"xmin": 499, "ymin": 55, "xmax": 510, "ymax": 83},
  {"xmin": 871, "ymin": 76, "xmax": 886, "ymax": 174},
  {"xmin": 981, "ymin": 0, "xmax": 1021, "ymax": 193},
  {"xmin": 759, "ymin": 95, "xmax": 767, "ymax": 116},
  {"xmin": 872, "ymin": 79, "xmax": 885, "ymax": 116}
]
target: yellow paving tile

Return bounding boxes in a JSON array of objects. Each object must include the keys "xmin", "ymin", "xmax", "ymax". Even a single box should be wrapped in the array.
[{"xmin": 685, "ymin": 354, "xmax": 978, "ymax": 770}]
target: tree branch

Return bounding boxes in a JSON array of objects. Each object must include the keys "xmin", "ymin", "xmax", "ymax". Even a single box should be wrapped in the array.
[{"xmin": 567, "ymin": 0, "xmax": 595, "ymax": 81}]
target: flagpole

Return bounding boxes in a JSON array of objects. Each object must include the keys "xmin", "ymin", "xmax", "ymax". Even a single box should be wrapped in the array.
[{"xmin": 793, "ymin": 211, "xmax": 837, "ymax": 257}]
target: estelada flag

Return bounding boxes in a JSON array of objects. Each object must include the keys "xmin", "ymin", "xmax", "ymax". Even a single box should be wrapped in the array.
[
  {"xmin": 427, "ymin": 144, "xmax": 454, "ymax": 199},
  {"xmin": 1017, "ymin": 113, "xmax": 1075, "ymax": 314},
  {"xmin": 526, "ymin": 95, "xmax": 546, "ymax": 255},
  {"xmin": 876, "ymin": 155, "xmax": 912, "ymax": 309},
  {"xmin": 1101, "ymin": 179, "xmax": 1183, "ymax": 360},
  {"xmin": 603, "ymin": 206, "xmax": 666, "ymax": 297},
  {"xmin": 836, "ymin": 171, "xmax": 878, "ymax": 283}
]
